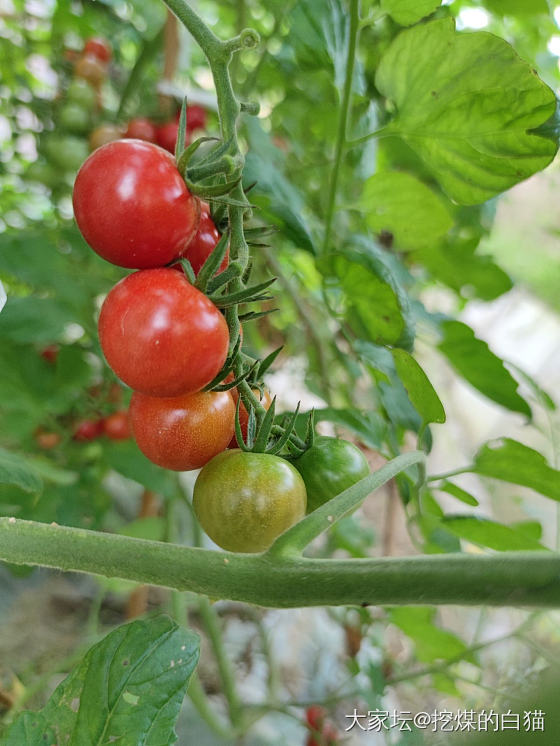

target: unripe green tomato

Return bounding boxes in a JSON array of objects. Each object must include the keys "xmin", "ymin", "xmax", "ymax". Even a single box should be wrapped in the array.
[
  {"xmin": 26, "ymin": 160, "xmax": 59, "ymax": 188},
  {"xmin": 193, "ymin": 449, "xmax": 307, "ymax": 553},
  {"xmin": 59, "ymin": 102, "xmax": 91, "ymax": 134},
  {"xmin": 293, "ymin": 436, "xmax": 370, "ymax": 513},
  {"xmin": 67, "ymin": 78, "xmax": 97, "ymax": 109},
  {"xmin": 44, "ymin": 134, "xmax": 89, "ymax": 171}
]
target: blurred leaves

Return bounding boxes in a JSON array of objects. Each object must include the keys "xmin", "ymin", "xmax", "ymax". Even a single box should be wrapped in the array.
[{"xmin": 379, "ymin": 0, "xmax": 441, "ymax": 26}]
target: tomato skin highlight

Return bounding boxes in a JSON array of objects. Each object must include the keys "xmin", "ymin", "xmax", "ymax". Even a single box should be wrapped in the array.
[
  {"xmin": 73, "ymin": 139, "xmax": 200, "ymax": 268},
  {"xmin": 84, "ymin": 37, "xmax": 112, "ymax": 63},
  {"xmin": 130, "ymin": 390, "xmax": 235, "ymax": 471},
  {"xmin": 193, "ymin": 450, "xmax": 307, "ymax": 553},
  {"xmin": 293, "ymin": 436, "xmax": 370, "ymax": 513},
  {"xmin": 125, "ymin": 117, "xmax": 157, "ymax": 143},
  {"xmin": 103, "ymin": 411, "xmax": 131, "ymax": 440},
  {"xmin": 98, "ymin": 268, "xmax": 229, "ymax": 397}
]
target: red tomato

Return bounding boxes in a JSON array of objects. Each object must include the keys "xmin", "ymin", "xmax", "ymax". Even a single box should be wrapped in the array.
[
  {"xmin": 34, "ymin": 429, "xmax": 61, "ymax": 450},
  {"xmin": 184, "ymin": 201, "xmax": 229, "ymax": 275},
  {"xmin": 73, "ymin": 418, "xmax": 103, "ymax": 441},
  {"xmin": 125, "ymin": 117, "xmax": 157, "ymax": 142},
  {"xmin": 306, "ymin": 706, "xmax": 326, "ymax": 732},
  {"xmin": 155, "ymin": 120, "xmax": 188, "ymax": 154},
  {"xmin": 186, "ymin": 105, "xmax": 207, "ymax": 133},
  {"xmin": 40, "ymin": 344, "xmax": 59, "ymax": 364},
  {"xmin": 84, "ymin": 37, "xmax": 112, "ymax": 63},
  {"xmin": 103, "ymin": 411, "xmax": 131, "ymax": 440},
  {"xmin": 98, "ymin": 268, "xmax": 229, "ymax": 397},
  {"xmin": 73, "ymin": 140, "xmax": 200, "ymax": 268},
  {"xmin": 75, "ymin": 54, "xmax": 107, "ymax": 85},
  {"xmin": 130, "ymin": 389, "xmax": 235, "ymax": 470}
]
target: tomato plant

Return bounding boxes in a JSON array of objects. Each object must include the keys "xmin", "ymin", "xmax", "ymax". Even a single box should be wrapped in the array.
[
  {"xmin": 98, "ymin": 268, "xmax": 229, "ymax": 396},
  {"xmin": 130, "ymin": 389, "xmax": 234, "ymax": 470},
  {"xmin": 2, "ymin": 1, "xmax": 560, "ymax": 744},
  {"xmin": 73, "ymin": 140, "xmax": 200, "ymax": 268},
  {"xmin": 193, "ymin": 450, "xmax": 307, "ymax": 552}
]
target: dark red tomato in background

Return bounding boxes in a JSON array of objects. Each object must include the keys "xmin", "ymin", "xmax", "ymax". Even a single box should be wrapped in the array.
[
  {"xmin": 73, "ymin": 419, "xmax": 104, "ymax": 442},
  {"xmin": 184, "ymin": 201, "xmax": 229, "ymax": 275},
  {"xmin": 84, "ymin": 37, "xmax": 112, "ymax": 63},
  {"xmin": 98, "ymin": 268, "xmax": 229, "ymax": 397},
  {"xmin": 186, "ymin": 105, "xmax": 207, "ymax": 132},
  {"xmin": 156, "ymin": 120, "xmax": 188, "ymax": 154},
  {"xmin": 103, "ymin": 411, "xmax": 131, "ymax": 440},
  {"xmin": 130, "ymin": 389, "xmax": 234, "ymax": 470},
  {"xmin": 73, "ymin": 140, "xmax": 200, "ymax": 268},
  {"xmin": 125, "ymin": 117, "xmax": 157, "ymax": 143},
  {"xmin": 40, "ymin": 344, "xmax": 59, "ymax": 364},
  {"xmin": 34, "ymin": 428, "xmax": 61, "ymax": 450}
]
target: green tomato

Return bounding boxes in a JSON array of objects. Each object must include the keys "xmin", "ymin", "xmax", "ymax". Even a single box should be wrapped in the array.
[
  {"xmin": 66, "ymin": 78, "xmax": 97, "ymax": 110},
  {"xmin": 44, "ymin": 134, "xmax": 89, "ymax": 172},
  {"xmin": 193, "ymin": 449, "xmax": 307, "ymax": 553},
  {"xmin": 59, "ymin": 102, "xmax": 91, "ymax": 134},
  {"xmin": 26, "ymin": 160, "xmax": 59, "ymax": 188},
  {"xmin": 293, "ymin": 436, "xmax": 369, "ymax": 513}
]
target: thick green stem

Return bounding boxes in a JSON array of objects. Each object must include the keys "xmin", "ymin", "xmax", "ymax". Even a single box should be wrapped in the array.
[
  {"xmin": 323, "ymin": 0, "xmax": 360, "ymax": 252},
  {"xmin": 1, "ymin": 518, "xmax": 560, "ymax": 607}
]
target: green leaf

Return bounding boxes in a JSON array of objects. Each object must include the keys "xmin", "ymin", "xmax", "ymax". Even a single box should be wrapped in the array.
[
  {"xmin": 375, "ymin": 18, "xmax": 557, "ymax": 204},
  {"xmin": 412, "ymin": 238, "xmax": 513, "ymax": 301},
  {"xmin": 473, "ymin": 438, "xmax": 560, "ymax": 502},
  {"xmin": 327, "ymin": 249, "xmax": 413, "ymax": 348},
  {"xmin": 437, "ymin": 481, "xmax": 479, "ymax": 507},
  {"xmin": 390, "ymin": 607, "xmax": 470, "ymax": 663},
  {"xmin": 380, "ymin": 0, "xmax": 441, "ymax": 27},
  {"xmin": 482, "ymin": 0, "xmax": 548, "ymax": 16},
  {"xmin": 392, "ymin": 348, "xmax": 445, "ymax": 424},
  {"xmin": 313, "ymin": 407, "xmax": 387, "ymax": 450},
  {"xmin": 442, "ymin": 515, "xmax": 547, "ymax": 551},
  {"xmin": 244, "ymin": 118, "xmax": 316, "ymax": 253},
  {"xmin": 0, "ymin": 447, "xmax": 42, "ymax": 494},
  {"xmin": 1, "ymin": 616, "xmax": 199, "ymax": 746},
  {"xmin": 360, "ymin": 171, "xmax": 453, "ymax": 249},
  {"xmin": 438, "ymin": 320, "xmax": 531, "ymax": 417}
]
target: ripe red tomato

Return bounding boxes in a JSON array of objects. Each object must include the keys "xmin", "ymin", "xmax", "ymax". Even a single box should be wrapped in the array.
[
  {"xmin": 40, "ymin": 344, "xmax": 59, "ymax": 364},
  {"xmin": 184, "ymin": 201, "xmax": 229, "ymax": 275},
  {"xmin": 73, "ymin": 418, "xmax": 103, "ymax": 441},
  {"xmin": 125, "ymin": 117, "xmax": 157, "ymax": 143},
  {"xmin": 186, "ymin": 105, "xmax": 207, "ymax": 133},
  {"xmin": 130, "ymin": 390, "xmax": 234, "ymax": 470},
  {"xmin": 306, "ymin": 706, "xmax": 326, "ymax": 732},
  {"xmin": 103, "ymin": 411, "xmax": 131, "ymax": 440},
  {"xmin": 155, "ymin": 120, "xmax": 188, "ymax": 154},
  {"xmin": 193, "ymin": 450, "xmax": 307, "ymax": 552},
  {"xmin": 98, "ymin": 268, "xmax": 229, "ymax": 397},
  {"xmin": 75, "ymin": 54, "xmax": 107, "ymax": 85},
  {"xmin": 84, "ymin": 37, "xmax": 112, "ymax": 63},
  {"xmin": 73, "ymin": 139, "xmax": 200, "ymax": 268}
]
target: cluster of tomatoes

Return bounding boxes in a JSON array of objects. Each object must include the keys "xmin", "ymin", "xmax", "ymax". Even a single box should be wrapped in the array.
[{"xmin": 35, "ymin": 346, "xmax": 130, "ymax": 449}]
